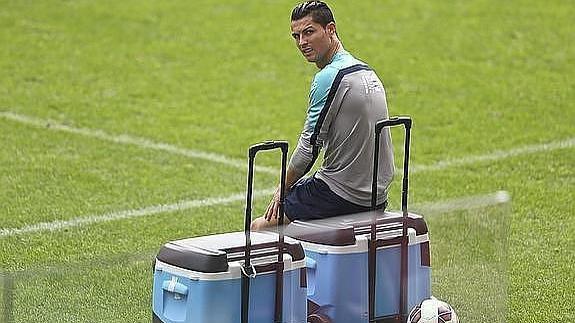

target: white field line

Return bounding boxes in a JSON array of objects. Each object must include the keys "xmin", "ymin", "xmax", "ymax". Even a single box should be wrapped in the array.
[
  {"xmin": 412, "ymin": 191, "xmax": 511, "ymax": 215},
  {"xmin": 411, "ymin": 137, "xmax": 575, "ymax": 173},
  {"xmin": 2, "ymin": 111, "xmax": 573, "ymax": 175},
  {"xmin": 0, "ymin": 190, "xmax": 510, "ymax": 238},
  {"xmin": 0, "ymin": 111, "xmax": 276, "ymax": 175},
  {"xmin": 0, "ymin": 188, "xmax": 275, "ymax": 238},
  {"xmin": 1, "ymin": 110, "xmax": 573, "ymax": 238}
]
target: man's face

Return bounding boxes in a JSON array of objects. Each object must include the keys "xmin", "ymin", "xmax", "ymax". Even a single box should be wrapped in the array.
[{"xmin": 291, "ymin": 15, "xmax": 334, "ymax": 64}]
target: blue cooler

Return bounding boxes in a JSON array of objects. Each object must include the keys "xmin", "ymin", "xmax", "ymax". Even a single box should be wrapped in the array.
[
  {"xmin": 285, "ymin": 211, "xmax": 431, "ymax": 323},
  {"xmin": 152, "ymin": 231, "xmax": 308, "ymax": 323}
]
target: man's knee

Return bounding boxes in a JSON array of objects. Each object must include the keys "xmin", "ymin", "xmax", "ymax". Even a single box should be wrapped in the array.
[{"xmin": 251, "ymin": 216, "xmax": 290, "ymax": 231}]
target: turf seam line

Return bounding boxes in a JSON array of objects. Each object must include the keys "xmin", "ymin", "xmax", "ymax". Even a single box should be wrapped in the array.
[
  {"xmin": 0, "ymin": 111, "xmax": 276, "ymax": 175},
  {"xmin": 1, "ymin": 272, "xmax": 14, "ymax": 323},
  {"xmin": 0, "ymin": 188, "xmax": 275, "ymax": 238}
]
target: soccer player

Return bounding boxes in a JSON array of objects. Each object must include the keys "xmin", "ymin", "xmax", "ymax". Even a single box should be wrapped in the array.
[{"xmin": 251, "ymin": 1, "xmax": 394, "ymax": 230}]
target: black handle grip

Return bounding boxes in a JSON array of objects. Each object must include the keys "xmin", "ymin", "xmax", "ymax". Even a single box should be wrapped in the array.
[
  {"xmin": 249, "ymin": 141, "xmax": 288, "ymax": 157},
  {"xmin": 375, "ymin": 116, "xmax": 412, "ymax": 135}
]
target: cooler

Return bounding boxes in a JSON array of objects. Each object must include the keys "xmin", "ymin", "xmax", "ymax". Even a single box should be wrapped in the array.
[
  {"xmin": 285, "ymin": 210, "xmax": 431, "ymax": 323},
  {"xmin": 152, "ymin": 231, "xmax": 308, "ymax": 323}
]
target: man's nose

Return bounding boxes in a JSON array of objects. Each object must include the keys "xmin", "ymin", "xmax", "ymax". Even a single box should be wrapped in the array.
[{"xmin": 298, "ymin": 36, "xmax": 307, "ymax": 47}]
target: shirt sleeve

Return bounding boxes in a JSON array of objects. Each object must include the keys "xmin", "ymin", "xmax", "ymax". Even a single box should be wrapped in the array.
[{"xmin": 288, "ymin": 67, "xmax": 338, "ymax": 177}]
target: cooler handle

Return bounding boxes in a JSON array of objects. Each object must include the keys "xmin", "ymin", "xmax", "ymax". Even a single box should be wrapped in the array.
[
  {"xmin": 305, "ymin": 257, "xmax": 317, "ymax": 297},
  {"xmin": 243, "ymin": 141, "xmax": 289, "ymax": 270},
  {"xmin": 162, "ymin": 277, "xmax": 188, "ymax": 298},
  {"xmin": 242, "ymin": 140, "xmax": 289, "ymax": 323},
  {"xmin": 370, "ymin": 116, "xmax": 412, "ymax": 322}
]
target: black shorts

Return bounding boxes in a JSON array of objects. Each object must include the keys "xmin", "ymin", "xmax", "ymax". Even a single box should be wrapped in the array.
[{"xmin": 284, "ymin": 176, "xmax": 387, "ymax": 221}]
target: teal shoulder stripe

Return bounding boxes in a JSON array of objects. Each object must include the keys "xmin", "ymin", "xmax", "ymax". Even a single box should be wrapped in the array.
[
  {"xmin": 310, "ymin": 64, "xmax": 371, "ymax": 146},
  {"xmin": 307, "ymin": 66, "xmax": 339, "ymax": 130},
  {"xmin": 306, "ymin": 50, "xmax": 365, "ymax": 131}
]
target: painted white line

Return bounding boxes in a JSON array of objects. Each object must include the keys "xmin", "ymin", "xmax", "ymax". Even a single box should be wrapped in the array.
[
  {"xmin": 0, "ymin": 111, "xmax": 277, "ymax": 175},
  {"xmin": 0, "ymin": 136, "xmax": 572, "ymax": 238},
  {"xmin": 1, "ymin": 110, "xmax": 572, "ymax": 238},
  {"xmin": 411, "ymin": 137, "xmax": 575, "ymax": 173},
  {"xmin": 3, "ymin": 111, "xmax": 572, "ymax": 176},
  {"xmin": 412, "ymin": 191, "xmax": 511, "ymax": 215},
  {"xmin": 1, "ymin": 189, "xmax": 509, "ymax": 238},
  {"xmin": 0, "ymin": 188, "xmax": 275, "ymax": 238}
]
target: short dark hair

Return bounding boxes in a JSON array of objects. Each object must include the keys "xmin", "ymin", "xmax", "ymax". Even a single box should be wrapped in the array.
[{"xmin": 291, "ymin": 1, "xmax": 335, "ymax": 27}]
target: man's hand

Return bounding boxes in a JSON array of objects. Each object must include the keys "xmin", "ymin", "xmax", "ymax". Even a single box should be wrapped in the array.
[
  {"xmin": 262, "ymin": 166, "xmax": 300, "ymax": 222},
  {"xmin": 264, "ymin": 186, "xmax": 282, "ymax": 221}
]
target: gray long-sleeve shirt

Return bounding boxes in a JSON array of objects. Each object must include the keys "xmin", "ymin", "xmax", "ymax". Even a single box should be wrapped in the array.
[{"xmin": 289, "ymin": 49, "xmax": 394, "ymax": 207}]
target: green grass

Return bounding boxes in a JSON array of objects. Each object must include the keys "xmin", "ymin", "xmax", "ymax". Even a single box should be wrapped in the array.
[
  {"xmin": 429, "ymin": 205, "xmax": 509, "ymax": 322},
  {"xmin": 1, "ymin": 0, "xmax": 573, "ymax": 322},
  {"xmin": 6, "ymin": 254, "xmax": 154, "ymax": 323}
]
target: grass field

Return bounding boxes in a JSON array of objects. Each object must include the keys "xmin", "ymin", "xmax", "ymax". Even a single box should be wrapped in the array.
[{"xmin": 0, "ymin": 0, "xmax": 573, "ymax": 322}]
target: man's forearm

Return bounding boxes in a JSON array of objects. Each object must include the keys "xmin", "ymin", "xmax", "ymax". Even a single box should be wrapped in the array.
[{"xmin": 284, "ymin": 166, "xmax": 303, "ymax": 193}]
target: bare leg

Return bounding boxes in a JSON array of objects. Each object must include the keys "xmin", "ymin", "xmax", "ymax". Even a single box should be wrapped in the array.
[{"xmin": 251, "ymin": 216, "xmax": 291, "ymax": 231}]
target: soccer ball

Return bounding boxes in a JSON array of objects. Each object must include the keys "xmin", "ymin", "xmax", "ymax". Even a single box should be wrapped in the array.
[{"xmin": 407, "ymin": 298, "xmax": 459, "ymax": 323}]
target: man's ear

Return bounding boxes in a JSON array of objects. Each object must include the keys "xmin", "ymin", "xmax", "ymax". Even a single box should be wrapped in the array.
[{"xmin": 326, "ymin": 22, "xmax": 337, "ymax": 37}]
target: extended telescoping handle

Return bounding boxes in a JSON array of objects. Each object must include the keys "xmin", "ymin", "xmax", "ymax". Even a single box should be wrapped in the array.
[
  {"xmin": 244, "ymin": 140, "xmax": 289, "ymax": 268},
  {"xmin": 242, "ymin": 140, "xmax": 289, "ymax": 323},
  {"xmin": 370, "ymin": 116, "xmax": 412, "ymax": 322},
  {"xmin": 372, "ymin": 116, "xmax": 412, "ymax": 213}
]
